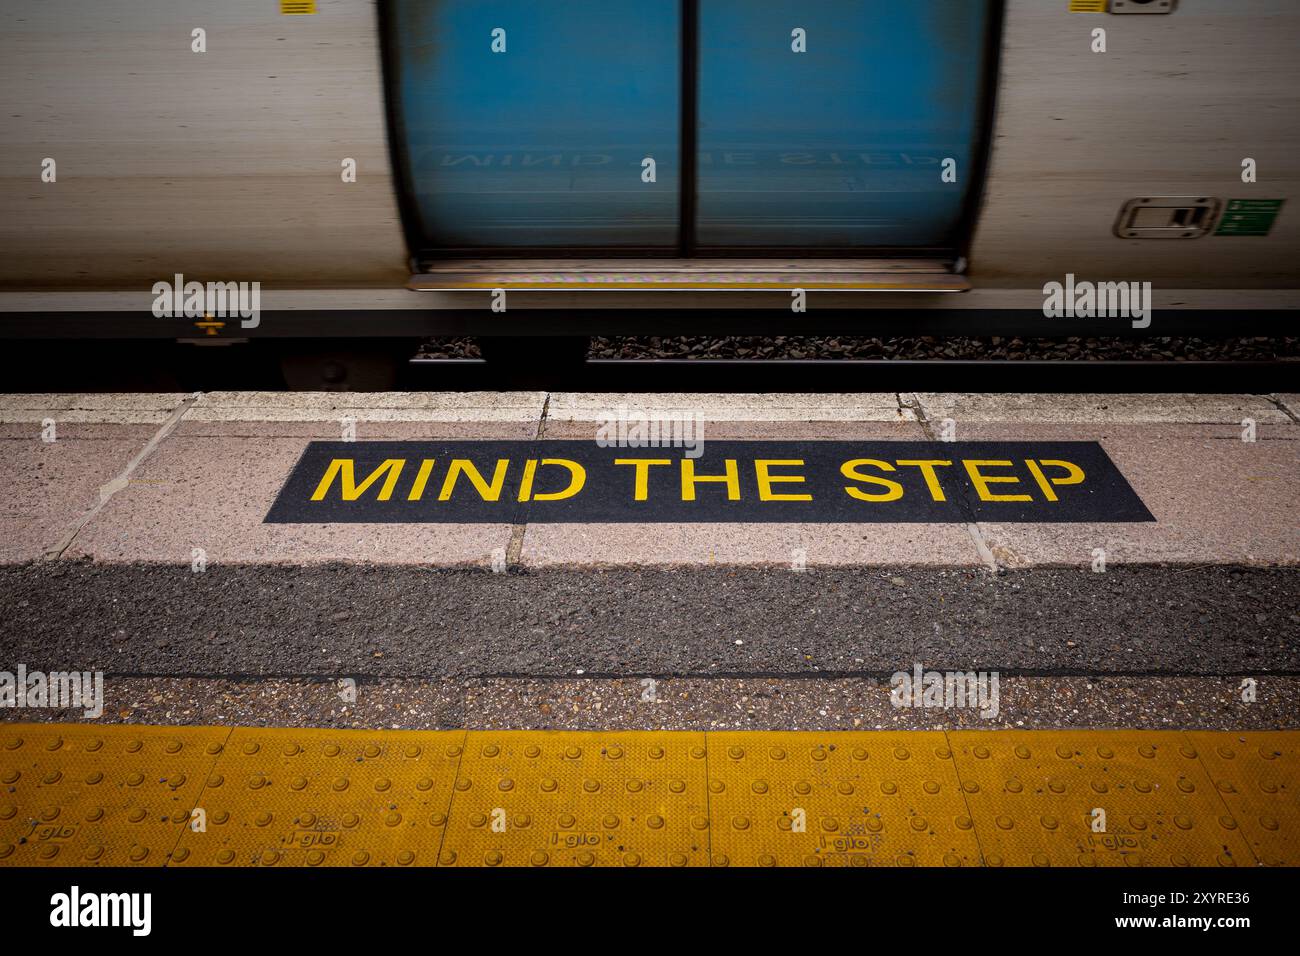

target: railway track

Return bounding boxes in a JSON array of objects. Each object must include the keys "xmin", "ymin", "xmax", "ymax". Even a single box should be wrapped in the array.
[{"xmin": 4, "ymin": 338, "xmax": 1296, "ymax": 393}]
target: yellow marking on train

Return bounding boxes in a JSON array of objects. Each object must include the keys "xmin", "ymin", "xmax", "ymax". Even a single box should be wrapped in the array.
[
  {"xmin": 194, "ymin": 314, "xmax": 225, "ymax": 336},
  {"xmin": 1069, "ymin": 0, "xmax": 1109, "ymax": 12},
  {"xmin": 279, "ymin": 0, "xmax": 317, "ymax": 14},
  {"xmin": 407, "ymin": 271, "xmax": 971, "ymax": 293},
  {"xmin": 423, "ymin": 281, "xmax": 966, "ymax": 292},
  {"xmin": 1, "ymin": 725, "xmax": 1295, "ymax": 867}
]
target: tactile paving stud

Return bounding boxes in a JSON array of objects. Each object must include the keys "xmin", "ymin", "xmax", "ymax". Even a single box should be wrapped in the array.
[
  {"xmin": 948, "ymin": 730, "xmax": 1255, "ymax": 867},
  {"xmin": 441, "ymin": 731, "xmax": 708, "ymax": 867},
  {"xmin": 1188, "ymin": 731, "xmax": 1300, "ymax": 866},
  {"xmin": 0, "ymin": 725, "xmax": 227, "ymax": 867},
  {"xmin": 707, "ymin": 731, "xmax": 979, "ymax": 867},
  {"xmin": 170, "ymin": 728, "xmax": 465, "ymax": 867}
]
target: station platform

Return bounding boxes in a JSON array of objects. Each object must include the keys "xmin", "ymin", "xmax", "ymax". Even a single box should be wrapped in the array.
[
  {"xmin": 1, "ymin": 391, "xmax": 1296, "ymax": 867},
  {"xmin": 1, "ymin": 723, "xmax": 1296, "ymax": 868},
  {"xmin": 3, "ymin": 390, "xmax": 1296, "ymax": 569}
]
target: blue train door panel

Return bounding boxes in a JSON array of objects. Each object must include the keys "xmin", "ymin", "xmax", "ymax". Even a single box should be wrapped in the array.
[
  {"xmin": 387, "ymin": 0, "xmax": 682, "ymax": 251},
  {"xmin": 695, "ymin": 0, "xmax": 996, "ymax": 251},
  {"xmin": 385, "ymin": 1, "xmax": 998, "ymax": 257}
]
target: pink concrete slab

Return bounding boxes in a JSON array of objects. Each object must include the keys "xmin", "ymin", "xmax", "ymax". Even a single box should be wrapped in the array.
[
  {"xmin": 0, "ymin": 425, "xmax": 157, "ymax": 563},
  {"xmin": 518, "ymin": 521, "xmax": 983, "ymax": 568},
  {"xmin": 171, "ymin": 419, "xmax": 539, "ymax": 440},
  {"xmin": 977, "ymin": 435, "xmax": 1300, "ymax": 568},
  {"xmin": 65, "ymin": 433, "xmax": 514, "ymax": 566},
  {"xmin": 541, "ymin": 420, "xmax": 930, "ymax": 441},
  {"xmin": 911, "ymin": 393, "xmax": 1296, "ymax": 442},
  {"xmin": 912, "ymin": 392, "xmax": 1289, "ymax": 423},
  {"xmin": 179, "ymin": 390, "xmax": 545, "ymax": 440},
  {"xmin": 923, "ymin": 422, "xmax": 1297, "ymax": 443}
]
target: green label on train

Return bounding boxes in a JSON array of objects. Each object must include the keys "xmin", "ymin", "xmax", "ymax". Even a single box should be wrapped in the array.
[
  {"xmin": 1215, "ymin": 199, "xmax": 1286, "ymax": 237},
  {"xmin": 265, "ymin": 441, "xmax": 1153, "ymax": 524}
]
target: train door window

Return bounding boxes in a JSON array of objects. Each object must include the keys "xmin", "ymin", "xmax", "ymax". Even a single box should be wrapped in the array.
[
  {"xmin": 387, "ymin": 0, "xmax": 682, "ymax": 252},
  {"xmin": 694, "ymin": 0, "xmax": 996, "ymax": 251},
  {"xmin": 386, "ymin": 1, "xmax": 998, "ymax": 262}
]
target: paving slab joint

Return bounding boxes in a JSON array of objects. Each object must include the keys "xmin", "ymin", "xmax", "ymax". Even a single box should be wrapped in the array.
[
  {"xmin": 505, "ymin": 392, "xmax": 552, "ymax": 568},
  {"xmin": 41, "ymin": 391, "xmax": 202, "ymax": 561},
  {"xmin": 1267, "ymin": 394, "xmax": 1300, "ymax": 425}
]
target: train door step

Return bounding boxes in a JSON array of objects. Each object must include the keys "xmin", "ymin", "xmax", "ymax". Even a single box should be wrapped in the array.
[{"xmin": 407, "ymin": 259, "xmax": 970, "ymax": 293}]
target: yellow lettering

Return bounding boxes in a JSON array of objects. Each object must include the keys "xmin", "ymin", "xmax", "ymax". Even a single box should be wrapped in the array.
[
  {"xmin": 754, "ymin": 459, "xmax": 812, "ymax": 501},
  {"xmin": 895, "ymin": 460, "xmax": 952, "ymax": 502},
  {"xmin": 1025, "ymin": 459, "xmax": 1085, "ymax": 502},
  {"xmin": 407, "ymin": 459, "xmax": 435, "ymax": 501},
  {"xmin": 963, "ymin": 459, "xmax": 1031, "ymax": 502},
  {"xmin": 530, "ymin": 459, "xmax": 586, "ymax": 501},
  {"xmin": 438, "ymin": 459, "xmax": 509, "ymax": 501},
  {"xmin": 311, "ymin": 458, "xmax": 405, "ymax": 502},
  {"xmin": 681, "ymin": 458, "xmax": 740, "ymax": 501},
  {"xmin": 840, "ymin": 459, "xmax": 903, "ymax": 502},
  {"xmin": 614, "ymin": 458, "xmax": 671, "ymax": 501}
]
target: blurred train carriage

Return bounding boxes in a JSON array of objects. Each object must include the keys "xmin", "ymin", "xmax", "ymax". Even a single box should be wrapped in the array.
[{"xmin": 0, "ymin": 1, "xmax": 1294, "ymax": 386}]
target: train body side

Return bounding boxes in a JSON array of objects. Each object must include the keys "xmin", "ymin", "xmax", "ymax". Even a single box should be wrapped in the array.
[{"xmin": 0, "ymin": 0, "xmax": 1296, "ymax": 303}]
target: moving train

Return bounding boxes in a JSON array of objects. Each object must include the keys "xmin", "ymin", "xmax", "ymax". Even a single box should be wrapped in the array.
[{"xmin": 0, "ymin": 0, "xmax": 1295, "ymax": 385}]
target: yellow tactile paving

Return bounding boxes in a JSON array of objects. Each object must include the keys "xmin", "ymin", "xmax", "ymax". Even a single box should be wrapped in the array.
[
  {"xmin": 171, "ymin": 728, "xmax": 465, "ymax": 868},
  {"xmin": 1, "ymin": 725, "xmax": 1296, "ymax": 867},
  {"xmin": 443, "ymin": 731, "xmax": 709, "ymax": 867},
  {"xmin": 708, "ymin": 731, "xmax": 980, "ymax": 867},
  {"xmin": 0, "ymin": 725, "xmax": 227, "ymax": 867},
  {"xmin": 948, "ymin": 731, "xmax": 1254, "ymax": 868},
  {"xmin": 1188, "ymin": 731, "xmax": 1300, "ymax": 867}
]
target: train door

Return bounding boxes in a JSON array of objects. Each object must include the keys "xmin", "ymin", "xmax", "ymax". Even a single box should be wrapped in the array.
[{"xmin": 383, "ymin": 1, "xmax": 999, "ymax": 263}]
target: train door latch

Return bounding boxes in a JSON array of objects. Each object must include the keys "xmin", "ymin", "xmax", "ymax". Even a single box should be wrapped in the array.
[{"xmin": 1114, "ymin": 197, "xmax": 1220, "ymax": 239}]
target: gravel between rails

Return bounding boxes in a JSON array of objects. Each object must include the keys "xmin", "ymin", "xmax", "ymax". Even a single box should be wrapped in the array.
[{"xmin": 417, "ymin": 336, "xmax": 1299, "ymax": 362}]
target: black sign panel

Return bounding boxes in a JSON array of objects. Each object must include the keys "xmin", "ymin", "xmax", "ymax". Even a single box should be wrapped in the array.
[{"xmin": 264, "ymin": 441, "xmax": 1153, "ymax": 524}]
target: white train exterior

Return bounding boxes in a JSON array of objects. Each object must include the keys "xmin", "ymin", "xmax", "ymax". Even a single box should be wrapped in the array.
[{"xmin": 0, "ymin": 0, "xmax": 1294, "ymax": 324}]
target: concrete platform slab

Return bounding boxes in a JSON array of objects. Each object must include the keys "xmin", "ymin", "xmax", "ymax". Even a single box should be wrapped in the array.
[
  {"xmin": 0, "ymin": 392, "xmax": 188, "ymax": 421},
  {"xmin": 0, "ymin": 430, "xmax": 156, "ymax": 563},
  {"xmin": 547, "ymin": 392, "xmax": 914, "ymax": 423},
  {"xmin": 543, "ymin": 393, "xmax": 921, "ymax": 441},
  {"xmin": 63, "ymin": 434, "xmax": 514, "ymax": 566},
  {"xmin": 976, "ymin": 434, "xmax": 1299, "ymax": 568},
  {"xmin": 0, "ymin": 394, "xmax": 189, "ymax": 562},
  {"xmin": 913, "ymin": 392, "xmax": 1297, "ymax": 441},
  {"xmin": 180, "ymin": 390, "xmax": 545, "ymax": 439},
  {"xmin": 914, "ymin": 392, "xmax": 1292, "ymax": 425},
  {"xmin": 0, "ymin": 391, "xmax": 1294, "ymax": 570}
]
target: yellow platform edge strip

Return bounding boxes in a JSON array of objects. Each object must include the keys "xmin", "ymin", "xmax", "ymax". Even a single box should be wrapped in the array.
[
  {"xmin": 407, "ymin": 282, "xmax": 969, "ymax": 292},
  {"xmin": 1, "ymin": 725, "xmax": 1295, "ymax": 868}
]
